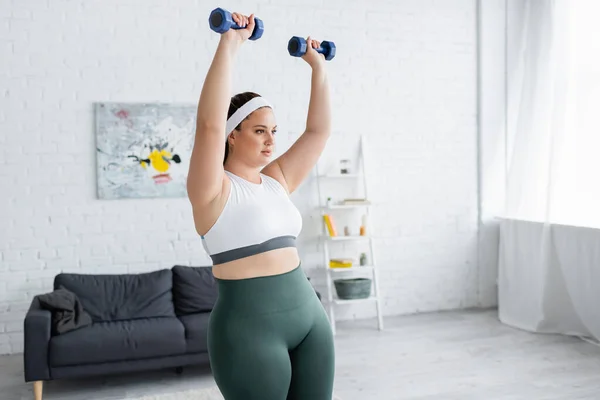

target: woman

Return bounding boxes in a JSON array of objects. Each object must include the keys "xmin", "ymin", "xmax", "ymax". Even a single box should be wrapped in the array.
[{"xmin": 186, "ymin": 11, "xmax": 334, "ymax": 400}]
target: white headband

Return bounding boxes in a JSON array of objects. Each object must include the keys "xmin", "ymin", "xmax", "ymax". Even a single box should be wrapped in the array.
[{"xmin": 225, "ymin": 96, "xmax": 273, "ymax": 137}]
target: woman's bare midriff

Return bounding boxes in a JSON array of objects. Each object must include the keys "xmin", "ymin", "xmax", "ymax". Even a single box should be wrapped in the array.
[{"xmin": 211, "ymin": 246, "xmax": 301, "ymax": 280}]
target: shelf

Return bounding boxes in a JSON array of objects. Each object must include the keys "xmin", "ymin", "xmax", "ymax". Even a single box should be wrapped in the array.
[
  {"xmin": 328, "ymin": 266, "xmax": 375, "ymax": 272},
  {"xmin": 323, "ymin": 204, "xmax": 371, "ymax": 209},
  {"xmin": 332, "ymin": 296, "xmax": 378, "ymax": 305},
  {"xmin": 322, "ymin": 235, "xmax": 371, "ymax": 241},
  {"xmin": 318, "ymin": 173, "xmax": 362, "ymax": 179},
  {"xmin": 315, "ymin": 135, "xmax": 383, "ymax": 334}
]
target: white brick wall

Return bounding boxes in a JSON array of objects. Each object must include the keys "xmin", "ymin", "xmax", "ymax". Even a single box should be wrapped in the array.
[{"xmin": 0, "ymin": 0, "xmax": 479, "ymax": 355}]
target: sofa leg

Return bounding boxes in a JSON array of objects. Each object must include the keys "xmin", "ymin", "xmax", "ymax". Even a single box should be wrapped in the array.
[
  {"xmin": 33, "ymin": 381, "xmax": 43, "ymax": 400},
  {"xmin": 175, "ymin": 366, "xmax": 183, "ymax": 375}
]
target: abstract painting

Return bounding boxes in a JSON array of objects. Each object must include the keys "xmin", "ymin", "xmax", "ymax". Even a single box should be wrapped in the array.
[{"xmin": 95, "ymin": 102, "xmax": 196, "ymax": 199}]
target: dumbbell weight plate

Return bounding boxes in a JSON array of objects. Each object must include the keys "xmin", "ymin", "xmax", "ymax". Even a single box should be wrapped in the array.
[
  {"xmin": 287, "ymin": 36, "xmax": 306, "ymax": 57},
  {"xmin": 208, "ymin": 7, "xmax": 264, "ymax": 40},
  {"xmin": 209, "ymin": 8, "xmax": 230, "ymax": 34},
  {"xmin": 209, "ymin": 11, "xmax": 223, "ymax": 31},
  {"xmin": 320, "ymin": 41, "xmax": 336, "ymax": 60}
]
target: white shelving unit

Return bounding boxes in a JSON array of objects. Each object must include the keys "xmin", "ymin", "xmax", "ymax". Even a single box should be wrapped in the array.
[{"xmin": 315, "ymin": 135, "xmax": 384, "ymax": 335}]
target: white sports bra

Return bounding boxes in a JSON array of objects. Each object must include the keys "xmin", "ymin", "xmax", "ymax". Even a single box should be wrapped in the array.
[{"xmin": 201, "ymin": 170, "xmax": 303, "ymax": 265}]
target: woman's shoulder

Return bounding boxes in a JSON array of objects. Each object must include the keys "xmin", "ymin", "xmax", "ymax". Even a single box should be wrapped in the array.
[{"xmin": 260, "ymin": 165, "xmax": 290, "ymax": 195}]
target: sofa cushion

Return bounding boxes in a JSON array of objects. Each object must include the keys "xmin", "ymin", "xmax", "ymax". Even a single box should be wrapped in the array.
[
  {"xmin": 179, "ymin": 313, "xmax": 210, "ymax": 353},
  {"xmin": 54, "ymin": 269, "xmax": 175, "ymax": 322},
  {"xmin": 49, "ymin": 317, "xmax": 186, "ymax": 367},
  {"xmin": 172, "ymin": 265, "xmax": 218, "ymax": 315}
]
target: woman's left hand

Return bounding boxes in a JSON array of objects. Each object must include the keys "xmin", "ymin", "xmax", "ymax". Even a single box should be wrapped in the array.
[{"xmin": 301, "ymin": 36, "xmax": 326, "ymax": 70}]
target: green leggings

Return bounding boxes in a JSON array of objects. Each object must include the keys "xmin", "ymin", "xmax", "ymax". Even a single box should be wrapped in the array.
[{"xmin": 207, "ymin": 265, "xmax": 335, "ymax": 400}]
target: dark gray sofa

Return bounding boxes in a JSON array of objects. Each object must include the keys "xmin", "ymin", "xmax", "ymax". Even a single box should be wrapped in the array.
[{"xmin": 23, "ymin": 265, "xmax": 217, "ymax": 399}]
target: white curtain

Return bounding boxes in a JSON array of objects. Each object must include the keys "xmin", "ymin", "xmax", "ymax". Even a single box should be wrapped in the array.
[{"xmin": 498, "ymin": 0, "xmax": 600, "ymax": 342}]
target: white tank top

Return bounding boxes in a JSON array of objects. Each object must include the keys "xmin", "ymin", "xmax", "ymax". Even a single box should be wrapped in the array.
[{"xmin": 201, "ymin": 170, "xmax": 303, "ymax": 264}]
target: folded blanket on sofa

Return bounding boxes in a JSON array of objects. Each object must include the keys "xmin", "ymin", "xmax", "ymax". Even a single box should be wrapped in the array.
[{"xmin": 36, "ymin": 286, "xmax": 92, "ymax": 335}]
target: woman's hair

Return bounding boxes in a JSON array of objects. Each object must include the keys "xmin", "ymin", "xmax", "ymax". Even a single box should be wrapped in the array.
[{"xmin": 224, "ymin": 91, "xmax": 262, "ymax": 164}]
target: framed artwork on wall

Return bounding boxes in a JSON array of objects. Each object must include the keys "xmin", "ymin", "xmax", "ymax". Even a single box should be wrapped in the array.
[{"xmin": 95, "ymin": 102, "xmax": 196, "ymax": 199}]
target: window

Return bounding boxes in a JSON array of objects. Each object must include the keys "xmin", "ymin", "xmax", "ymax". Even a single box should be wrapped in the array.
[
  {"xmin": 562, "ymin": 0, "xmax": 600, "ymax": 227},
  {"xmin": 504, "ymin": 0, "xmax": 600, "ymax": 228}
]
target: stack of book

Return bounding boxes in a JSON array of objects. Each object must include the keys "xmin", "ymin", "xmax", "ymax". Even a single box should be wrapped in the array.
[
  {"xmin": 340, "ymin": 198, "xmax": 371, "ymax": 205},
  {"xmin": 322, "ymin": 214, "xmax": 338, "ymax": 236},
  {"xmin": 329, "ymin": 258, "xmax": 353, "ymax": 269}
]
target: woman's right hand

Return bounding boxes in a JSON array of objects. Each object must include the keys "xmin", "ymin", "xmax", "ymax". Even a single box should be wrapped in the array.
[{"xmin": 221, "ymin": 12, "xmax": 256, "ymax": 44}]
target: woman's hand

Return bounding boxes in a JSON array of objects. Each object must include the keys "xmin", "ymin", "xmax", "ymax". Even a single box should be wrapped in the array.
[
  {"xmin": 221, "ymin": 12, "xmax": 256, "ymax": 44},
  {"xmin": 301, "ymin": 36, "xmax": 326, "ymax": 70}
]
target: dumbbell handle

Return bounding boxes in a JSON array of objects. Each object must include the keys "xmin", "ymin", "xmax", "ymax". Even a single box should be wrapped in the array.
[
  {"xmin": 223, "ymin": 21, "xmax": 247, "ymax": 30},
  {"xmin": 292, "ymin": 40, "xmax": 328, "ymax": 55},
  {"xmin": 313, "ymin": 47, "xmax": 328, "ymax": 56}
]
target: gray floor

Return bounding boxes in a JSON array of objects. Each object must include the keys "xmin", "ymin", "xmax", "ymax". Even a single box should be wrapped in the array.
[{"xmin": 2, "ymin": 309, "xmax": 600, "ymax": 400}]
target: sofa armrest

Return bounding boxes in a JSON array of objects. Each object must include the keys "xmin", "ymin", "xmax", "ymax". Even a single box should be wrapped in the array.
[{"xmin": 23, "ymin": 297, "xmax": 51, "ymax": 382}]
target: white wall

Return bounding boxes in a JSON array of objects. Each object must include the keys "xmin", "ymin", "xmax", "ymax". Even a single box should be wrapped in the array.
[{"xmin": 0, "ymin": 0, "xmax": 479, "ymax": 355}]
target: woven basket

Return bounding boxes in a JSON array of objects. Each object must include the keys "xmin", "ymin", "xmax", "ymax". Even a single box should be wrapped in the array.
[{"xmin": 333, "ymin": 278, "xmax": 372, "ymax": 300}]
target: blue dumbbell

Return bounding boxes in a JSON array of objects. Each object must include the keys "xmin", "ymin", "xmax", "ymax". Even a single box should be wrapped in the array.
[
  {"xmin": 287, "ymin": 36, "xmax": 336, "ymax": 61},
  {"xmin": 208, "ymin": 8, "xmax": 264, "ymax": 41}
]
